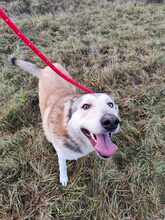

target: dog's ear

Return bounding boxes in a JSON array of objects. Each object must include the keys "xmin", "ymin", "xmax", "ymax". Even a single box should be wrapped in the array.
[
  {"xmin": 67, "ymin": 95, "xmax": 82, "ymax": 120},
  {"xmin": 115, "ymin": 103, "xmax": 119, "ymax": 114}
]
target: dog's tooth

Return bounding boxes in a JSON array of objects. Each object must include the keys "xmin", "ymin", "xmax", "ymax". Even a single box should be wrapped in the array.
[{"xmin": 91, "ymin": 133, "xmax": 96, "ymax": 141}]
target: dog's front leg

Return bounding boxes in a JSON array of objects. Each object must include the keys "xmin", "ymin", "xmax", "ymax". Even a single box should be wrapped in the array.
[{"xmin": 58, "ymin": 156, "xmax": 68, "ymax": 186}]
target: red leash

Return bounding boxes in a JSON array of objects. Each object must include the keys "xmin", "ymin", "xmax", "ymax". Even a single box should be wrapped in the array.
[{"xmin": 0, "ymin": 8, "xmax": 94, "ymax": 93}]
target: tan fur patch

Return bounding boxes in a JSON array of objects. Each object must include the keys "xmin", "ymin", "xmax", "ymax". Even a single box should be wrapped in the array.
[{"xmin": 38, "ymin": 63, "xmax": 78, "ymax": 143}]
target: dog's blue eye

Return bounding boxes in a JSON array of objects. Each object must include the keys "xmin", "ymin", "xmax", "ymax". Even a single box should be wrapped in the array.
[
  {"xmin": 107, "ymin": 102, "xmax": 114, "ymax": 108},
  {"xmin": 82, "ymin": 104, "xmax": 91, "ymax": 110}
]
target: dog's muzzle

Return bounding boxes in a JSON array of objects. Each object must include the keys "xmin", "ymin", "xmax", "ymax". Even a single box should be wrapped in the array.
[{"xmin": 101, "ymin": 114, "xmax": 119, "ymax": 132}]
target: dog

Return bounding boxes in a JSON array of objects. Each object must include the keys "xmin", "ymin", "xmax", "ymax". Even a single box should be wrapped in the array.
[{"xmin": 9, "ymin": 57, "xmax": 120, "ymax": 186}]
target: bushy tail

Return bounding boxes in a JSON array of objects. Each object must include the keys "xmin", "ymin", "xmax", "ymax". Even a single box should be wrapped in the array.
[{"xmin": 9, "ymin": 56, "xmax": 42, "ymax": 78}]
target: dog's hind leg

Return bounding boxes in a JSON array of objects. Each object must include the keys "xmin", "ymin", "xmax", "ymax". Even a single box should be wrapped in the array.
[{"xmin": 58, "ymin": 155, "xmax": 68, "ymax": 186}]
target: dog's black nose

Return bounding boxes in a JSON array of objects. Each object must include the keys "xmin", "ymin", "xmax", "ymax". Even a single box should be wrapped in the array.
[{"xmin": 101, "ymin": 114, "xmax": 119, "ymax": 132}]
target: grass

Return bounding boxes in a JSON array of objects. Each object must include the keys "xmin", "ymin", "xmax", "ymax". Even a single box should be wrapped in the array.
[{"xmin": 0, "ymin": 0, "xmax": 165, "ymax": 219}]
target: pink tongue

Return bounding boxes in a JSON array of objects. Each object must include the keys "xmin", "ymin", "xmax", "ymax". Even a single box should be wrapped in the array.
[{"xmin": 94, "ymin": 134, "xmax": 118, "ymax": 157}]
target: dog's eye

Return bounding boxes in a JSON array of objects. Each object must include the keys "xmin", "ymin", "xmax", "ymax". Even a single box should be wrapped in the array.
[
  {"xmin": 82, "ymin": 104, "xmax": 91, "ymax": 110},
  {"xmin": 107, "ymin": 102, "xmax": 114, "ymax": 108}
]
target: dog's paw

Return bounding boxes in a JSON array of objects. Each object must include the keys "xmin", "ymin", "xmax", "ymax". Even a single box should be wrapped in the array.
[{"xmin": 60, "ymin": 175, "xmax": 68, "ymax": 186}]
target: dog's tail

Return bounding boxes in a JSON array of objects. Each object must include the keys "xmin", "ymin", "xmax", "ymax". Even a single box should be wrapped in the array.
[{"xmin": 9, "ymin": 56, "xmax": 42, "ymax": 78}]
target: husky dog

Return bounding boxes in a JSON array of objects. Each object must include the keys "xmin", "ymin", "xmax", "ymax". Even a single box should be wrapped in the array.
[{"xmin": 10, "ymin": 57, "xmax": 120, "ymax": 186}]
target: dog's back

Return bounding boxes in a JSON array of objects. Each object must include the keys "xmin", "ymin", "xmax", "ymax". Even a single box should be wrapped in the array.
[
  {"xmin": 39, "ymin": 64, "xmax": 76, "ymax": 116},
  {"xmin": 10, "ymin": 57, "xmax": 76, "ymax": 117}
]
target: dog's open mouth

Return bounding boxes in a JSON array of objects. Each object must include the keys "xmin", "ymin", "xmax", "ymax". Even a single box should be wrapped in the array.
[{"xmin": 81, "ymin": 128, "xmax": 118, "ymax": 158}]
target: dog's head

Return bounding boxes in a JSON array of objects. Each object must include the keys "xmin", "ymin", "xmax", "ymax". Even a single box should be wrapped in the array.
[{"xmin": 68, "ymin": 93, "xmax": 120, "ymax": 159}]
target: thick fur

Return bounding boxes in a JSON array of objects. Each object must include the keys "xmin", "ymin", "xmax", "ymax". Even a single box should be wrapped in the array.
[{"xmin": 10, "ymin": 57, "xmax": 120, "ymax": 186}]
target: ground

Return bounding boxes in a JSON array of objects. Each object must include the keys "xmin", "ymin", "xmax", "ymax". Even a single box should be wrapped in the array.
[{"xmin": 0, "ymin": 0, "xmax": 165, "ymax": 219}]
